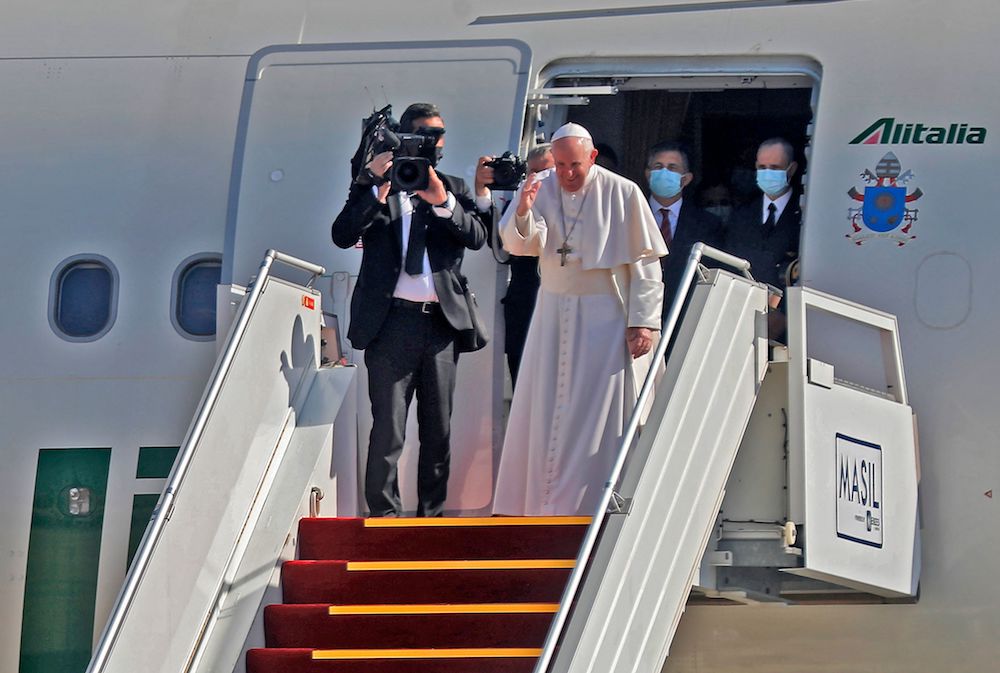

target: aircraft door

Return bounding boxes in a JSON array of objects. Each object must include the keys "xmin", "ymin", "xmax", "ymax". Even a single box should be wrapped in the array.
[
  {"xmin": 224, "ymin": 40, "xmax": 531, "ymax": 514},
  {"xmin": 784, "ymin": 287, "xmax": 921, "ymax": 598}
]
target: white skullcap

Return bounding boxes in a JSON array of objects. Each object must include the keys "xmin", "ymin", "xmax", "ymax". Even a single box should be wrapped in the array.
[{"xmin": 551, "ymin": 122, "xmax": 593, "ymax": 142}]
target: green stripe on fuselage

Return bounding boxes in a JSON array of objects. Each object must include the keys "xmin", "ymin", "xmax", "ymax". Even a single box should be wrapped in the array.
[{"xmin": 20, "ymin": 448, "xmax": 111, "ymax": 673}]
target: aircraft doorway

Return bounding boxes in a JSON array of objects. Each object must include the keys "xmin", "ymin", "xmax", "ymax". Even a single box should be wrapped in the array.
[
  {"xmin": 532, "ymin": 61, "xmax": 817, "ymax": 232},
  {"xmin": 518, "ymin": 62, "xmax": 921, "ymax": 606}
]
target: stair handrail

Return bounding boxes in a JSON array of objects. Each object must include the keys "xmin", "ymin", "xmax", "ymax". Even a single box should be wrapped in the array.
[
  {"xmin": 533, "ymin": 243, "xmax": 755, "ymax": 673},
  {"xmin": 86, "ymin": 249, "xmax": 325, "ymax": 673}
]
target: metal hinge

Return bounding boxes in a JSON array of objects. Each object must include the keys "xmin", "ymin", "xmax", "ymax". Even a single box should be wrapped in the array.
[
  {"xmin": 607, "ymin": 491, "xmax": 633, "ymax": 514},
  {"xmin": 526, "ymin": 85, "xmax": 618, "ymax": 107},
  {"xmin": 309, "ymin": 486, "xmax": 324, "ymax": 518}
]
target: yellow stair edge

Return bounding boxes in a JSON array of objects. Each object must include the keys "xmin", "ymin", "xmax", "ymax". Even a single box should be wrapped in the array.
[
  {"xmin": 363, "ymin": 516, "xmax": 591, "ymax": 528},
  {"xmin": 312, "ymin": 647, "xmax": 542, "ymax": 660},
  {"xmin": 328, "ymin": 603, "xmax": 560, "ymax": 615},
  {"xmin": 346, "ymin": 559, "xmax": 575, "ymax": 571}
]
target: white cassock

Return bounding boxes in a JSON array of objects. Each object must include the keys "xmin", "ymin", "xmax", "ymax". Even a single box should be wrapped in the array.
[{"xmin": 493, "ymin": 165, "xmax": 667, "ymax": 516}]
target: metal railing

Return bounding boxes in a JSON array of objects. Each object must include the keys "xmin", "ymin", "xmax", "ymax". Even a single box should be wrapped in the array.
[
  {"xmin": 87, "ymin": 249, "xmax": 325, "ymax": 673},
  {"xmin": 533, "ymin": 243, "xmax": 755, "ymax": 673}
]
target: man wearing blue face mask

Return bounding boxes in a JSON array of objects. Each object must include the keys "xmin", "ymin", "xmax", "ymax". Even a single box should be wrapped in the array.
[
  {"xmin": 644, "ymin": 141, "xmax": 723, "ymax": 312},
  {"xmin": 725, "ymin": 137, "xmax": 801, "ymax": 288},
  {"xmin": 724, "ymin": 137, "xmax": 801, "ymax": 339}
]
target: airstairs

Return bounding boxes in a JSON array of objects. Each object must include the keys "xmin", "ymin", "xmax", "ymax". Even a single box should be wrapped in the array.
[
  {"xmin": 85, "ymin": 250, "xmax": 359, "ymax": 673},
  {"xmin": 86, "ymin": 246, "xmax": 920, "ymax": 673},
  {"xmin": 246, "ymin": 517, "xmax": 588, "ymax": 672}
]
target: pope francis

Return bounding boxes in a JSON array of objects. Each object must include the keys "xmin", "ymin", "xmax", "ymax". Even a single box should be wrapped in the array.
[{"xmin": 493, "ymin": 123, "xmax": 668, "ymax": 516}]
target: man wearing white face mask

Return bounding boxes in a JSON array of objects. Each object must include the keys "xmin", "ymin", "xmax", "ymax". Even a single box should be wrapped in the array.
[
  {"xmin": 644, "ymin": 141, "xmax": 723, "ymax": 310},
  {"xmin": 725, "ymin": 137, "xmax": 801, "ymax": 290}
]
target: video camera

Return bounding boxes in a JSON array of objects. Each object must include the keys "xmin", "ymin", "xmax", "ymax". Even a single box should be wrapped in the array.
[
  {"xmin": 355, "ymin": 104, "xmax": 443, "ymax": 192},
  {"xmin": 485, "ymin": 151, "xmax": 527, "ymax": 191}
]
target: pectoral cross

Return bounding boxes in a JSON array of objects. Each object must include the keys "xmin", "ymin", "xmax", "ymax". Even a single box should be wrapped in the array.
[{"xmin": 557, "ymin": 243, "xmax": 573, "ymax": 266}]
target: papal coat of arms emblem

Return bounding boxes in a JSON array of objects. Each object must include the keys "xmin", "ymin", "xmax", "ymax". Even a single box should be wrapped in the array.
[{"xmin": 847, "ymin": 152, "xmax": 923, "ymax": 246}]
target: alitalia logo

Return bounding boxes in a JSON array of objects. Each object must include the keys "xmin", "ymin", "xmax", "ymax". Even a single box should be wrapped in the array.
[{"xmin": 850, "ymin": 118, "xmax": 987, "ymax": 145}]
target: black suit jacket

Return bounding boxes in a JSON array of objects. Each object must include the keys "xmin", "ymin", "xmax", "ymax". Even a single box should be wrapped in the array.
[
  {"xmin": 724, "ymin": 194, "xmax": 802, "ymax": 289},
  {"xmin": 475, "ymin": 195, "xmax": 539, "ymax": 358},
  {"xmin": 659, "ymin": 200, "xmax": 724, "ymax": 304},
  {"xmin": 331, "ymin": 172, "xmax": 488, "ymax": 351}
]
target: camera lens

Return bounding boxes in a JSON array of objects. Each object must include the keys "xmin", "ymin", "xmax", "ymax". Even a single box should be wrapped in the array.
[
  {"xmin": 397, "ymin": 161, "xmax": 420, "ymax": 183},
  {"xmin": 486, "ymin": 154, "xmax": 526, "ymax": 191},
  {"xmin": 391, "ymin": 157, "xmax": 430, "ymax": 192}
]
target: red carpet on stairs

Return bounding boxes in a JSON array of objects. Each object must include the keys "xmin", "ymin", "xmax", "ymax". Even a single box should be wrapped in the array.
[
  {"xmin": 297, "ymin": 517, "xmax": 588, "ymax": 560},
  {"xmin": 246, "ymin": 516, "xmax": 589, "ymax": 673},
  {"xmin": 246, "ymin": 648, "xmax": 539, "ymax": 673},
  {"xmin": 280, "ymin": 561, "xmax": 575, "ymax": 604}
]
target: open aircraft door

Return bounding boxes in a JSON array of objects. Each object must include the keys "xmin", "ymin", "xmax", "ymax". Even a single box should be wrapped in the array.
[
  {"xmin": 223, "ymin": 41, "xmax": 531, "ymax": 513},
  {"xmin": 783, "ymin": 287, "xmax": 921, "ymax": 598}
]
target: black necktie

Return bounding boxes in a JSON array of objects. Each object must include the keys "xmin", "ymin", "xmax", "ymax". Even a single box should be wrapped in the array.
[
  {"xmin": 405, "ymin": 198, "xmax": 427, "ymax": 276},
  {"xmin": 762, "ymin": 202, "xmax": 777, "ymax": 236}
]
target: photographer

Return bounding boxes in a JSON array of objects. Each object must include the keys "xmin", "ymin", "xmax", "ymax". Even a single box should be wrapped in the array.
[
  {"xmin": 332, "ymin": 102, "xmax": 489, "ymax": 518},
  {"xmin": 475, "ymin": 144, "xmax": 552, "ymax": 386}
]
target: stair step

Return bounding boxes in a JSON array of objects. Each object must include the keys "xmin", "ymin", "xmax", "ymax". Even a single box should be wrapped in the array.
[
  {"xmin": 298, "ymin": 517, "xmax": 589, "ymax": 561},
  {"xmin": 326, "ymin": 603, "xmax": 560, "ymax": 615},
  {"xmin": 264, "ymin": 604, "xmax": 554, "ymax": 648},
  {"xmin": 246, "ymin": 648, "xmax": 537, "ymax": 673},
  {"xmin": 313, "ymin": 647, "xmax": 541, "ymax": 660},
  {"xmin": 281, "ymin": 560, "xmax": 573, "ymax": 604},
  {"xmin": 250, "ymin": 517, "xmax": 579, "ymax": 672},
  {"xmin": 346, "ymin": 559, "xmax": 574, "ymax": 571}
]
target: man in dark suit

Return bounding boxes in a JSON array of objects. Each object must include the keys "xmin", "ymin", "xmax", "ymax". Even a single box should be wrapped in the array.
[
  {"xmin": 332, "ymin": 102, "xmax": 489, "ymax": 517},
  {"xmin": 474, "ymin": 144, "xmax": 553, "ymax": 387},
  {"xmin": 644, "ymin": 141, "xmax": 723, "ymax": 314},
  {"xmin": 723, "ymin": 137, "xmax": 802, "ymax": 338}
]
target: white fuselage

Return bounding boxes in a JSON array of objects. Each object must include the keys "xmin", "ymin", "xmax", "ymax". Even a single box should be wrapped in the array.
[{"xmin": 1, "ymin": 1, "xmax": 998, "ymax": 671}]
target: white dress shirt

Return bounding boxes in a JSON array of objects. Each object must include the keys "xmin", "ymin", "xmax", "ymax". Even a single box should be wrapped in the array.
[
  {"xmin": 475, "ymin": 191, "xmax": 495, "ymax": 212},
  {"xmin": 382, "ymin": 189, "xmax": 456, "ymax": 303},
  {"xmin": 761, "ymin": 189, "xmax": 792, "ymax": 225},
  {"xmin": 649, "ymin": 195, "xmax": 683, "ymax": 238}
]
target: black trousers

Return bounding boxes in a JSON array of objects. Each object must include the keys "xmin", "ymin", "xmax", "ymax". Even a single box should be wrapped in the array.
[
  {"xmin": 661, "ymin": 287, "xmax": 692, "ymax": 365},
  {"xmin": 364, "ymin": 300, "xmax": 459, "ymax": 517},
  {"xmin": 502, "ymin": 256, "xmax": 540, "ymax": 388},
  {"xmin": 503, "ymin": 297, "xmax": 534, "ymax": 388}
]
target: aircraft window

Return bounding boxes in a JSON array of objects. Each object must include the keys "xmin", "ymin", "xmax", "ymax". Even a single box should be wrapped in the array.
[
  {"xmin": 50, "ymin": 255, "xmax": 118, "ymax": 341},
  {"xmin": 173, "ymin": 255, "xmax": 221, "ymax": 339}
]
